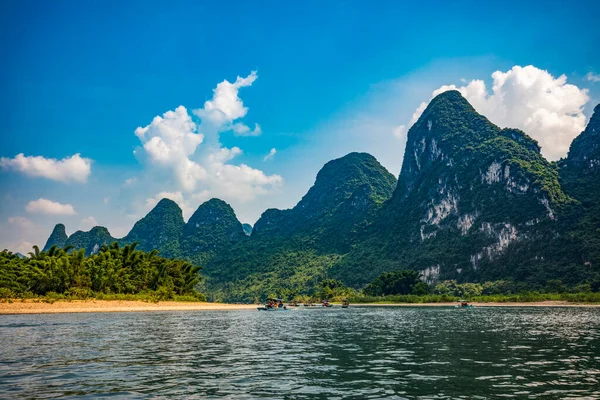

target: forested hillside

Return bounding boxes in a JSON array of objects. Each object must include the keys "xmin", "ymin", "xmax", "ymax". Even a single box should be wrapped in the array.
[{"xmin": 37, "ymin": 92, "xmax": 600, "ymax": 302}]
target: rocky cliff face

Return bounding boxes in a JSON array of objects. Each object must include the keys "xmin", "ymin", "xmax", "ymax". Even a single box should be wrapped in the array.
[
  {"xmin": 42, "ymin": 223, "xmax": 68, "ymax": 251},
  {"xmin": 333, "ymin": 90, "xmax": 572, "ymax": 286}
]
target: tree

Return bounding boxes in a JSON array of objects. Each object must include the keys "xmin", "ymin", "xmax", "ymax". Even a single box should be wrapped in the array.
[{"xmin": 364, "ymin": 270, "xmax": 422, "ymax": 296}]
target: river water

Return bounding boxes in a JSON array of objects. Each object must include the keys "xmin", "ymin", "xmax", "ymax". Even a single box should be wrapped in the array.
[{"xmin": 1, "ymin": 306, "xmax": 599, "ymax": 399}]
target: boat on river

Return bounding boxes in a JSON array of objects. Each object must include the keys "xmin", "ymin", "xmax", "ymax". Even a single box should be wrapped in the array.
[
  {"xmin": 257, "ymin": 306, "xmax": 290, "ymax": 311},
  {"xmin": 257, "ymin": 298, "xmax": 289, "ymax": 311},
  {"xmin": 341, "ymin": 299, "xmax": 349, "ymax": 309},
  {"xmin": 455, "ymin": 300, "xmax": 475, "ymax": 309}
]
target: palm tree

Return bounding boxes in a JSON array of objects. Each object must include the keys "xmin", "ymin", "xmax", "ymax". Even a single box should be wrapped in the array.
[{"xmin": 28, "ymin": 245, "xmax": 41, "ymax": 260}]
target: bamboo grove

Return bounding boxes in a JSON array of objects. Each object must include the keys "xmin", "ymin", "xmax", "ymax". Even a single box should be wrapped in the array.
[{"xmin": 0, "ymin": 243, "xmax": 204, "ymax": 300}]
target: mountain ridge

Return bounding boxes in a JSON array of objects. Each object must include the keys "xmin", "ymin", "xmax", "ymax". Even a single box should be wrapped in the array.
[{"xmin": 41, "ymin": 92, "xmax": 600, "ymax": 302}]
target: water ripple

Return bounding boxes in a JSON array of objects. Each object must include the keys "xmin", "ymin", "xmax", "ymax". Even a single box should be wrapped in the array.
[{"xmin": 1, "ymin": 307, "xmax": 599, "ymax": 398}]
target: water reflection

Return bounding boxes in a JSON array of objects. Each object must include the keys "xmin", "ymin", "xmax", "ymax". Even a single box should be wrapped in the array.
[{"xmin": 1, "ymin": 307, "xmax": 599, "ymax": 398}]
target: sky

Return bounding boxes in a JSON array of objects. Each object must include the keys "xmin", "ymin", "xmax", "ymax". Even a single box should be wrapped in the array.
[{"xmin": 1, "ymin": 0, "xmax": 599, "ymax": 253}]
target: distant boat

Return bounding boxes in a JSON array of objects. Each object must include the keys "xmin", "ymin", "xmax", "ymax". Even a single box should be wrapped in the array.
[
  {"xmin": 341, "ymin": 299, "xmax": 349, "ymax": 308},
  {"xmin": 258, "ymin": 298, "xmax": 289, "ymax": 311},
  {"xmin": 257, "ymin": 306, "xmax": 290, "ymax": 311},
  {"xmin": 455, "ymin": 300, "xmax": 475, "ymax": 309},
  {"xmin": 322, "ymin": 299, "xmax": 332, "ymax": 307}
]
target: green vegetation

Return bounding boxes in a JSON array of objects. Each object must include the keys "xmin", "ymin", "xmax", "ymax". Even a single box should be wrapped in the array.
[
  {"xmin": 242, "ymin": 223, "xmax": 253, "ymax": 236},
  {"xmin": 0, "ymin": 243, "xmax": 205, "ymax": 301},
  {"xmin": 180, "ymin": 198, "xmax": 248, "ymax": 266},
  {"xmin": 36, "ymin": 93, "xmax": 600, "ymax": 304},
  {"xmin": 347, "ymin": 272, "xmax": 600, "ymax": 304},
  {"xmin": 206, "ymin": 152, "xmax": 398, "ymax": 300},
  {"xmin": 65, "ymin": 226, "xmax": 116, "ymax": 256},
  {"xmin": 364, "ymin": 270, "xmax": 427, "ymax": 296},
  {"xmin": 349, "ymin": 292, "xmax": 600, "ymax": 304},
  {"xmin": 42, "ymin": 223, "xmax": 68, "ymax": 251},
  {"xmin": 210, "ymin": 251, "xmax": 343, "ymax": 302},
  {"xmin": 121, "ymin": 198, "xmax": 185, "ymax": 258},
  {"xmin": 330, "ymin": 90, "xmax": 596, "ymax": 289}
]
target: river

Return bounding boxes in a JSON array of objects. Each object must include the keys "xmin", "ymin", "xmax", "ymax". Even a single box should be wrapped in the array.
[{"xmin": 1, "ymin": 306, "xmax": 599, "ymax": 398}]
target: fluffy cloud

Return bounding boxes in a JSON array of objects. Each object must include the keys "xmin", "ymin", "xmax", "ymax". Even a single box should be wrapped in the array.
[
  {"xmin": 399, "ymin": 65, "xmax": 590, "ymax": 160},
  {"xmin": 134, "ymin": 106, "xmax": 206, "ymax": 192},
  {"xmin": 194, "ymin": 71, "xmax": 258, "ymax": 126},
  {"xmin": 25, "ymin": 198, "xmax": 76, "ymax": 215},
  {"xmin": 232, "ymin": 122, "xmax": 262, "ymax": 136},
  {"xmin": 79, "ymin": 216, "xmax": 98, "ymax": 231},
  {"xmin": 586, "ymin": 72, "xmax": 600, "ymax": 83},
  {"xmin": 206, "ymin": 155, "xmax": 283, "ymax": 202},
  {"xmin": 0, "ymin": 153, "xmax": 92, "ymax": 183},
  {"xmin": 132, "ymin": 72, "xmax": 283, "ymax": 219},
  {"xmin": 263, "ymin": 148, "xmax": 277, "ymax": 161}
]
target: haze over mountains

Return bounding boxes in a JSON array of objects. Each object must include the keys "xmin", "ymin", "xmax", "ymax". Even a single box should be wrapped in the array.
[{"xmin": 43, "ymin": 91, "xmax": 600, "ymax": 301}]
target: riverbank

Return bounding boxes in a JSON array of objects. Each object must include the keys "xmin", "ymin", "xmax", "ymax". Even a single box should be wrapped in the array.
[
  {"xmin": 0, "ymin": 300, "xmax": 256, "ymax": 314},
  {"xmin": 2, "ymin": 299, "xmax": 600, "ymax": 315}
]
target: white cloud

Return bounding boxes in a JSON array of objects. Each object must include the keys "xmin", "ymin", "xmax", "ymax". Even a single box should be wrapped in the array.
[
  {"xmin": 79, "ymin": 216, "xmax": 98, "ymax": 231},
  {"xmin": 131, "ymin": 72, "xmax": 283, "ymax": 221},
  {"xmin": 209, "ymin": 146, "xmax": 243, "ymax": 164},
  {"xmin": 25, "ymin": 198, "xmax": 76, "ymax": 215},
  {"xmin": 194, "ymin": 71, "xmax": 258, "ymax": 126},
  {"xmin": 263, "ymin": 148, "xmax": 277, "ymax": 161},
  {"xmin": 586, "ymin": 72, "xmax": 600, "ymax": 83},
  {"xmin": 402, "ymin": 65, "xmax": 589, "ymax": 160},
  {"xmin": 8, "ymin": 216, "xmax": 34, "ymax": 230},
  {"xmin": 103, "ymin": 197, "xmax": 110, "ymax": 205},
  {"xmin": 232, "ymin": 122, "xmax": 262, "ymax": 136},
  {"xmin": 0, "ymin": 153, "xmax": 92, "ymax": 183},
  {"xmin": 134, "ymin": 105, "xmax": 206, "ymax": 192}
]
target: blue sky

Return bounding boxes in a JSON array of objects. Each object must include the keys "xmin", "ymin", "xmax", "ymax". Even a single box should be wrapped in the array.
[{"xmin": 1, "ymin": 0, "xmax": 599, "ymax": 253}]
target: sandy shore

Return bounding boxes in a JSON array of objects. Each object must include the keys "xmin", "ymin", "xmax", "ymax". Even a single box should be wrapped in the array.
[
  {"xmin": 0, "ymin": 300, "xmax": 257, "ymax": 315},
  {"xmin": 1, "ymin": 300, "xmax": 598, "ymax": 315}
]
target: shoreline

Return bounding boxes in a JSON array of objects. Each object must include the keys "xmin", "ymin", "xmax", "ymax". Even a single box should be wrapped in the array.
[
  {"xmin": 1, "ymin": 300, "xmax": 599, "ymax": 315},
  {"xmin": 0, "ymin": 300, "xmax": 257, "ymax": 315}
]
